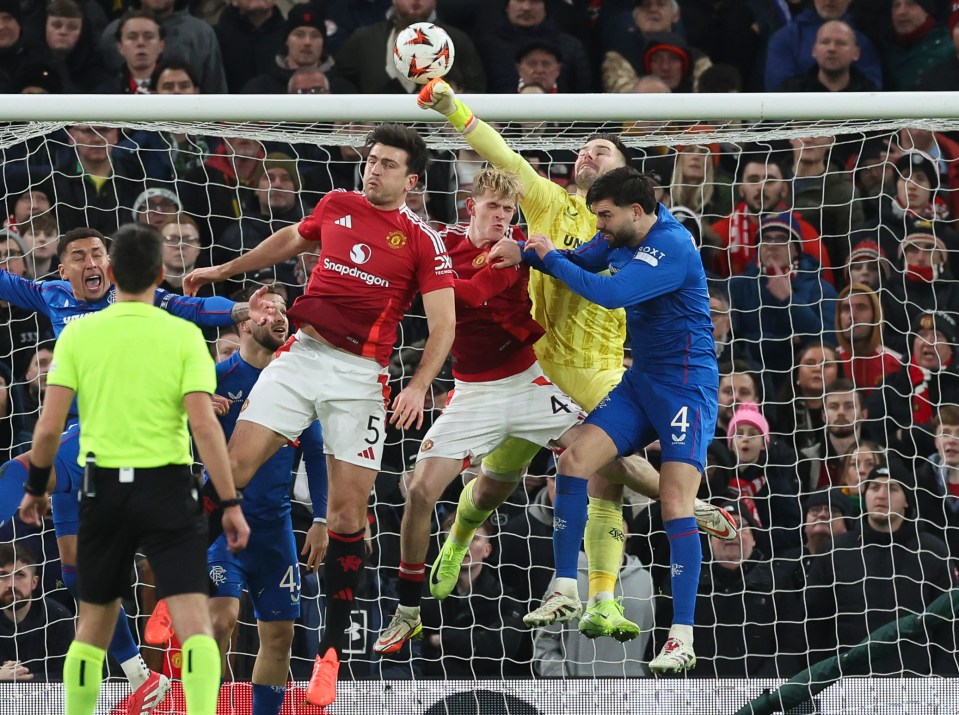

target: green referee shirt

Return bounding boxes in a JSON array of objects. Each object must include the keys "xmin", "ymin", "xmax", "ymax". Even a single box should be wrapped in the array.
[{"xmin": 46, "ymin": 301, "xmax": 216, "ymax": 468}]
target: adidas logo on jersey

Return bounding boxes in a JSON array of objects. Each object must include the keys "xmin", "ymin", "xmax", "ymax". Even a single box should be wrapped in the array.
[
  {"xmin": 334, "ymin": 215, "xmax": 353, "ymax": 228},
  {"xmin": 357, "ymin": 446, "xmax": 375, "ymax": 460}
]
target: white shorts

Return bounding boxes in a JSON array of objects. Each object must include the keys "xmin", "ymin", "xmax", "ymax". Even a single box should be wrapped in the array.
[
  {"xmin": 417, "ymin": 363, "xmax": 584, "ymax": 470},
  {"xmin": 239, "ymin": 330, "xmax": 389, "ymax": 470}
]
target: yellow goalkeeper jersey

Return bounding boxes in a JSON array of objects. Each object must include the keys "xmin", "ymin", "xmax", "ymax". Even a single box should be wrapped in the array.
[{"xmin": 465, "ymin": 120, "xmax": 626, "ymax": 370}]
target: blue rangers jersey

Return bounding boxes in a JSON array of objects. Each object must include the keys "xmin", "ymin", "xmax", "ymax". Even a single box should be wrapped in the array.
[
  {"xmin": 214, "ymin": 351, "xmax": 327, "ymax": 526},
  {"xmin": 527, "ymin": 203, "xmax": 718, "ymax": 388}
]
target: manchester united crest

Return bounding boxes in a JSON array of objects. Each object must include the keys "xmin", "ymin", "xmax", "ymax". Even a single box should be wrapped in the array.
[
  {"xmin": 386, "ymin": 231, "xmax": 408, "ymax": 249},
  {"xmin": 421, "ymin": 439, "xmax": 434, "ymax": 452},
  {"xmin": 472, "ymin": 252, "xmax": 488, "ymax": 268}
]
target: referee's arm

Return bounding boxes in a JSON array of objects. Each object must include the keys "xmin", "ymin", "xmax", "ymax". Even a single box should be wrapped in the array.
[
  {"xmin": 20, "ymin": 385, "xmax": 75, "ymax": 525},
  {"xmin": 184, "ymin": 391, "xmax": 250, "ymax": 552}
]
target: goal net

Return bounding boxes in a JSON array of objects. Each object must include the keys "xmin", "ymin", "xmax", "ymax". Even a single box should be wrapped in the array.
[{"xmin": 1, "ymin": 92, "xmax": 959, "ymax": 714}]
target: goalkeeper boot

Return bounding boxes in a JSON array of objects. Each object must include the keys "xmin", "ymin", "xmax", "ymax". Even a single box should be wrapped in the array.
[
  {"xmin": 579, "ymin": 597, "xmax": 640, "ymax": 642},
  {"xmin": 373, "ymin": 606, "xmax": 422, "ymax": 655},
  {"xmin": 650, "ymin": 636, "xmax": 697, "ymax": 674},
  {"xmin": 429, "ymin": 536, "xmax": 470, "ymax": 600},
  {"xmin": 694, "ymin": 499, "xmax": 738, "ymax": 541},
  {"xmin": 523, "ymin": 590, "xmax": 583, "ymax": 628}
]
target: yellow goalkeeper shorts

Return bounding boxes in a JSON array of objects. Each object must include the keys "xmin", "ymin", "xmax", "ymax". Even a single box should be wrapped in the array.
[{"xmin": 481, "ymin": 360, "xmax": 625, "ymax": 477}]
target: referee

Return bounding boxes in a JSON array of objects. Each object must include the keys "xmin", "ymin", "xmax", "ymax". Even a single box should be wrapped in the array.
[{"xmin": 19, "ymin": 224, "xmax": 250, "ymax": 715}]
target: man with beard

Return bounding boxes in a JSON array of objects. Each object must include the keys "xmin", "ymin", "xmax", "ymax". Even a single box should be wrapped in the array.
[
  {"xmin": 835, "ymin": 282, "xmax": 901, "ymax": 395},
  {"xmin": 867, "ymin": 311, "xmax": 959, "ymax": 460},
  {"xmin": 0, "ymin": 543, "xmax": 73, "ymax": 681},
  {"xmin": 417, "ymin": 78, "xmax": 735, "ymax": 646},
  {"xmin": 710, "ymin": 158, "xmax": 831, "ymax": 280},
  {"xmin": 800, "ymin": 378, "xmax": 866, "ymax": 491}
]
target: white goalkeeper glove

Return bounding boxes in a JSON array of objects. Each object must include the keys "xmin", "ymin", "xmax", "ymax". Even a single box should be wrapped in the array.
[{"xmin": 417, "ymin": 78, "xmax": 474, "ymax": 132}]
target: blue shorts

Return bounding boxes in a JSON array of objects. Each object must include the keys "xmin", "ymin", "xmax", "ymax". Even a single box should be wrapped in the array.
[
  {"xmin": 586, "ymin": 372, "xmax": 717, "ymax": 473},
  {"xmin": 208, "ymin": 518, "xmax": 301, "ymax": 622},
  {"xmin": 51, "ymin": 419, "xmax": 83, "ymax": 539}
]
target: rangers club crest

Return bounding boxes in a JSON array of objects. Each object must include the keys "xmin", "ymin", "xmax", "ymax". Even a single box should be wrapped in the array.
[{"xmin": 386, "ymin": 231, "xmax": 408, "ymax": 248}]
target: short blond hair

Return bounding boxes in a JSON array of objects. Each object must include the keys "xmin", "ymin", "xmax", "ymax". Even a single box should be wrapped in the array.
[{"xmin": 470, "ymin": 168, "xmax": 524, "ymax": 203}]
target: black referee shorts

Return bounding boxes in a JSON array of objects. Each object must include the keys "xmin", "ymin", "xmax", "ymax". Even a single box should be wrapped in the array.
[{"xmin": 76, "ymin": 465, "xmax": 209, "ymax": 605}]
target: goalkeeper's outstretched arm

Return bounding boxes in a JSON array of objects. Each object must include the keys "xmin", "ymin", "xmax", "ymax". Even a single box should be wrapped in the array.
[{"xmin": 418, "ymin": 79, "xmax": 543, "ymax": 192}]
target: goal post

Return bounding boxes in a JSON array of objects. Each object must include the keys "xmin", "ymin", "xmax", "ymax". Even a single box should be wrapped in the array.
[{"xmin": 0, "ymin": 92, "xmax": 958, "ymax": 714}]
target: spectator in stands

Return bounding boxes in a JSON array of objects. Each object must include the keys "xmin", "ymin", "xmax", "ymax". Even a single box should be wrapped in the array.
[
  {"xmin": 711, "ymin": 158, "xmax": 832, "ymax": 281},
  {"xmin": 916, "ymin": 404, "xmax": 959, "ymax": 558},
  {"xmin": 0, "ymin": 363, "xmax": 24, "ymax": 470},
  {"xmin": 43, "ymin": 0, "xmax": 110, "ymax": 92},
  {"xmin": 130, "ymin": 186, "xmax": 181, "ymax": 228},
  {"xmin": 799, "ymin": 378, "xmax": 867, "ymax": 492},
  {"xmin": 0, "ymin": 544, "xmax": 74, "ymax": 681},
  {"xmin": 667, "ymin": 138, "xmax": 733, "ymax": 222},
  {"xmin": 19, "ymin": 215, "xmax": 59, "ymax": 280},
  {"xmin": 515, "ymin": 40, "xmax": 562, "ymax": 93},
  {"xmin": 150, "ymin": 57, "xmax": 213, "ymax": 180},
  {"xmin": 99, "ymin": 0, "xmax": 227, "ymax": 93},
  {"xmin": 97, "ymin": 9, "xmax": 164, "ymax": 94},
  {"xmin": 287, "ymin": 66, "xmax": 332, "ymax": 94},
  {"xmin": 881, "ymin": 218, "xmax": 959, "ymax": 355},
  {"xmin": 0, "ymin": 0, "xmax": 41, "ymax": 93},
  {"xmin": 214, "ymin": 327, "xmax": 240, "ymax": 362},
  {"xmin": 498, "ymin": 473, "xmax": 555, "ymax": 621},
  {"xmin": 895, "ymin": 127, "xmax": 959, "ymax": 218},
  {"xmin": 158, "ymin": 214, "xmax": 202, "ymax": 295},
  {"xmin": 712, "ymin": 402, "xmax": 801, "ymax": 552},
  {"xmin": 773, "ymin": 488, "xmax": 856, "ymax": 673},
  {"xmin": 846, "ymin": 239, "xmax": 891, "ymax": 291},
  {"xmin": 835, "ymin": 282, "xmax": 901, "ymax": 395},
  {"xmin": 764, "ymin": 0, "xmax": 882, "ymax": 91},
  {"xmin": 687, "ymin": 502, "xmax": 779, "ymax": 678},
  {"xmin": 44, "ymin": 123, "xmax": 147, "ymax": 236},
  {"xmin": 243, "ymin": 4, "xmax": 349, "ymax": 94},
  {"xmin": 641, "ymin": 32, "xmax": 700, "ymax": 93},
  {"xmin": 0, "ymin": 234, "xmax": 53, "ymax": 381},
  {"xmin": 325, "ymin": 0, "xmax": 389, "ymax": 54},
  {"xmin": 836, "ymin": 440, "xmax": 883, "ymax": 514},
  {"xmin": 852, "ymin": 139, "xmax": 897, "ymax": 226},
  {"xmin": 336, "ymin": 0, "xmax": 485, "ymax": 94},
  {"xmin": 788, "ymin": 134, "xmax": 864, "ymax": 268},
  {"xmin": 178, "ymin": 135, "xmax": 265, "ymax": 248},
  {"xmin": 917, "ymin": 1, "xmax": 959, "ymax": 91},
  {"xmin": 6, "ymin": 190, "xmax": 51, "ymax": 230},
  {"xmin": 215, "ymin": 0, "xmax": 286, "ymax": 93},
  {"xmin": 806, "ymin": 459, "xmax": 953, "ymax": 675},
  {"xmin": 709, "ymin": 286, "xmax": 736, "ymax": 365},
  {"xmin": 877, "ymin": 153, "xmax": 952, "ymax": 232},
  {"xmin": 474, "ymin": 0, "xmax": 587, "ymax": 93},
  {"xmin": 419, "ymin": 515, "xmax": 525, "ymax": 678},
  {"xmin": 716, "ymin": 362, "xmax": 763, "ymax": 444},
  {"xmin": 867, "ymin": 311, "xmax": 959, "ymax": 461},
  {"xmin": 771, "ymin": 343, "xmax": 839, "ymax": 455},
  {"xmin": 728, "ymin": 213, "xmax": 839, "ymax": 377},
  {"xmin": 12, "ymin": 342, "xmax": 53, "ymax": 435},
  {"xmin": 218, "ymin": 153, "xmax": 304, "ymax": 284},
  {"xmin": 879, "ymin": 0, "xmax": 953, "ymax": 92},
  {"xmin": 781, "ymin": 20, "xmax": 876, "ymax": 92},
  {"xmin": 532, "ymin": 521, "xmax": 654, "ymax": 677}
]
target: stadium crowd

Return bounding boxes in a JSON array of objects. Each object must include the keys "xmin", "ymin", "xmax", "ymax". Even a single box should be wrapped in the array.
[{"xmin": 2, "ymin": 0, "xmax": 959, "ymax": 709}]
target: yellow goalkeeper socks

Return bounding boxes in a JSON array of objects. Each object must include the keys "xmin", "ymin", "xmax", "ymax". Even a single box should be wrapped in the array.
[
  {"xmin": 181, "ymin": 634, "xmax": 222, "ymax": 715},
  {"xmin": 64, "ymin": 640, "xmax": 105, "ymax": 715},
  {"xmin": 585, "ymin": 497, "xmax": 625, "ymax": 601},
  {"xmin": 450, "ymin": 479, "xmax": 492, "ymax": 545}
]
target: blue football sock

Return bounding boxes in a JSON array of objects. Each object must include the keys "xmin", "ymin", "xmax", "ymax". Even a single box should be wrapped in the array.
[
  {"xmin": 0, "ymin": 459, "xmax": 28, "ymax": 523},
  {"xmin": 552, "ymin": 474, "xmax": 588, "ymax": 580},
  {"xmin": 253, "ymin": 683, "xmax": 286, "ymax": 715},
  {"xmin": 664, "ymin": 517, "xmax": 702, "ymax": 626},
  {"xmin": 62, "ymin": 563, "xmax": 141, "ymax": 664}
]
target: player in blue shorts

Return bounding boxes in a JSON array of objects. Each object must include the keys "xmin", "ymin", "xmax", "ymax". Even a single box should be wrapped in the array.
[
  {"xmin": 520, "ymin": 166, "xmax": 719, "ymax": 673},
  {"xmin": 0, "ymin": 227, "xmax": 268, "ymax": 711},
  {"xmin": 203, "ymin": 288, "xmax": 328, "ymax": 715}
]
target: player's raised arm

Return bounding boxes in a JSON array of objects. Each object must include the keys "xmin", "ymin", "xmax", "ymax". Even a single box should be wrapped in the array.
[
  {"xmin": 0, "ymin": 268, "xmax": 50, "ymax": 315},
  {"xmin": 183, "ymin": 223, "xmax": 312, "ymax": 296},
  {"xmin": 19, "ymin": 384, "xmax": 75, "ymax": 525},
  {"xmin": 389, "ymin": 287, "xmax": 455, "ymax": 431}
]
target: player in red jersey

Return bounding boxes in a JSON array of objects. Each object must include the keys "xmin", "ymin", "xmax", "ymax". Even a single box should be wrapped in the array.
[
  {"xmin": 372, "ymin": 168, "xmax": 592, "ymax": 655},
  {"xmin": 183, "ymin": 123, "xmax": 455, "ymax": 708}
]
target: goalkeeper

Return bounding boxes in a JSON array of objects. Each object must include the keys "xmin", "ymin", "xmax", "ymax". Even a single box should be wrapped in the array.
[{"xmin": 417, "ymin": 79, "xmax": 734, "ymax": 637}]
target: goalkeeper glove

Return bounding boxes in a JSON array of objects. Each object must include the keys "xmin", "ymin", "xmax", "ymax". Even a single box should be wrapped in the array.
[{"xmin": 418, "ymin": 78, "xmax": 474, "ymax": 132}]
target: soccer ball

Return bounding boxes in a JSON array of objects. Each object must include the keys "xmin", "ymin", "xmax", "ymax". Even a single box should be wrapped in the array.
[{"xmin": 392, "ymin": 22, "xmax": 455, "ymax": 84}]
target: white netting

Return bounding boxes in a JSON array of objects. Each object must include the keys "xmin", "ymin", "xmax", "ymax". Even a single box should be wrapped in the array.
[{"xmin": 1, "ymin": 94, "xmax": 959, "ymax": 714}]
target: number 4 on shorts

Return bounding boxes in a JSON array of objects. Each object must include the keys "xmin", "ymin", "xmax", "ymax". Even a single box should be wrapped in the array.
[{"xmin": 670, "ymin": 406, "xmax": 689, "ymax": 443}]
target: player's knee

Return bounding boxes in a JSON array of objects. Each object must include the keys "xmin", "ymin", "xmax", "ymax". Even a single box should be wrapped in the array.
[
  {"xmin": 406, "ymin": 474, "xmax": 440, "ymax": 512},
  {"xmin": 258, "ymin": 621, "xmax": 294, "ymax": 658},
  {"xmin": 556, "ymin": 443, "xmax": 591, "ymax": 477},
  {"xmin": 210, "ymin": 606, "xmax": 238, "ymax": 642}
]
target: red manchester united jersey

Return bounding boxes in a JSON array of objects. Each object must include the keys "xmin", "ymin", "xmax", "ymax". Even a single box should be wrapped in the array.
[
  {"xmin": 443, "ymin": 224, "xmax": 544, "ymax": 381},
  {"xmin": 289, "ymin": 190, "xmax": 454, "ymax": 366}
]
